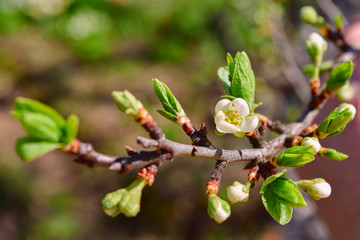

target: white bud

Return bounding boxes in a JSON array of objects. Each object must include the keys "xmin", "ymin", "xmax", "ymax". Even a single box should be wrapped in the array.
[
  {"xmin": 337, "ymin": 103, "xmax": 356, "ymax": 120},
  {"xmin": 297, "ymin": 178, "xmax": 331, "ymax": 200},
  {"xmin": 301, "ymin": 137, "xmax": 321, "ymax": 153},
  {"xmin": 226, "ymin": 182, "xmax": 249, "ymax": 203},
  {"xmin": 207, "ymin": 194, "xmax": 231, "ymax": 223},
  {"xmin": 308, "ymin": 32, "xmax": 327, "ymax": 53},
  {"xmin": 313, "ymin": 182, "xmax": 332, "ymax": 198}
]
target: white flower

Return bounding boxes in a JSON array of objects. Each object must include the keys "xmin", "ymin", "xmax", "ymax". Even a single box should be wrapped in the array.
[
  {"xmin": 313, "ymin": 182, "xmax": 332, "ymax": 199},
  {"xmin": 337, "ymin": 103, "xmax": 356, "ymax": 120},
  {"xmin": 301, "ymin": 137, "xmax": 321, "ymax": 153},
  {"xmin": 226, "ymin": 181, "xmax": 249, "ymax": 203},
  {"xmin": 214, "ymin": 98, "xmax": 259, "ymax": 135}
]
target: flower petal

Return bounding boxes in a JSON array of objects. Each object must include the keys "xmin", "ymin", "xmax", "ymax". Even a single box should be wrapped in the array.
[
  {"xmin": 231, "ymin": 98, "xmax": 249, "ymax": 116},
  {"xmin": 216, "ymin": 120, "xmax": 239, "ymax": 133},
  {"xmin": 240, "ymin": 115, "xmax": 259, "ymax": 133},
  {"xmin": 214, "ymin": 111, "xmax": 226, "ymax": 124},
  {"xmin": 215, "ymin": 99, "xmax": 231, "ymax": 113}
]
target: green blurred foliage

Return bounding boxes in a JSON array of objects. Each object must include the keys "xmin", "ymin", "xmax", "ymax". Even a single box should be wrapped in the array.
[{"xmin": 0, "ymin": 0, "xmax": 310, "ymax": 239}]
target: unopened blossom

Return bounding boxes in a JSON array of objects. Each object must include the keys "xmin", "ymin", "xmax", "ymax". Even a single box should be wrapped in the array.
[
  {"xmin": 214, "ymin": 98, "xmax": 258, "ymax": 135},
  {"xmin": 297, "ymin": 178, "xmax": 331, "ymax": 200},
  {"xmin": 207, "ymin": 194, "xmax": 231, "ymax": 223},
  {"xmin": 337, "ymin": 103, "xmax": 356, "ymax": 120},
  {"xmin": 301, "ymin": 137, "xmax": 321, "ymax": 153},
  {"xmin": 226, "ymin": 181, "xmax": 249, "ymax": 203}
]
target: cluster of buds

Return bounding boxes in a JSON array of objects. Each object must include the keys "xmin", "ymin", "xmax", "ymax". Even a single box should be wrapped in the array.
[{"xmin": 102, "ymin": 177, "xmax": 147, "ymax": 217}]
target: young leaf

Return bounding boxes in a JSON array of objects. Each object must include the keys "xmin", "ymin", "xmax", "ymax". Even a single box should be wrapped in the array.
[
  {"xmin": 218, "ymin": 67, "xmax": 231, "ymax": 95},
  {"xmin": 157, "ymin": 110, "xmax": 176, "ymax": 122},
  {"xmin": 230, "ymin": 52, "xmax": 256, "ymax": 109},
  {"xmin": 275, "ymin": 146, "xmax": 315, "ymax": 168},
  {"xmin": 152, "ymin": 79, "xmax": 183, "ymax": 116},
  {"xmin": 302, "ymin": 60, "xmax": 334, "ymax": 76},
  {"xmin": 16, "ymin": 137, "xmax": 64, "ymax": 161},
  {"xmin": 320, "ymin": 148, "xmax": 348, "ymax": 161},
  {"xmin": 260, "ymin": 170, "xmax": 306, "ymax": 225},
  {"xmin": 326, "ymin": 61, "xmax": 354, "ymax": 93},
  {"xmin": 13, "ymin": 111, "xmax": 63, "ymax": 142},
  {"xmin": 14, "ymin": 97, "xmax": 65, "ymax": 128},
  {"xmin": 62, "ymin": 114, "xmax": 79, "ymax": 144},
  {"xmin": 262, "ymin": 186, "xmax": 293, "ymax": 225}
]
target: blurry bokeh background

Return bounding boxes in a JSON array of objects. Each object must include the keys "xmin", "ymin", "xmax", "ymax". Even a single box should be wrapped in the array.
[{"xmin": 1, "ymin": 0, "xmax": 360, "ymax": 239}]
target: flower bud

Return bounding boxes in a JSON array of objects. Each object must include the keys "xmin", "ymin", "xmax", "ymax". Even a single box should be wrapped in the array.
[
  {"xmin": 306, "ymin": 33, "xmax": 327, "ymax": 66},
  {"xmin": 112, "ymin": 90, "xmax": 139, "ymax": 117},
  {"xmin": 300, "ymin": 6, "xmax": 318, "ymax": 26},
  {"xmin": 316, "ymin": 103, "xmax": 356, "ymax": 138},
  {"xmin": 102, "ymin": 189, "xmax": 127, "ymax": 217},
  {"xmin": 301, "ymin": 137, "xmax": 321, "ymax": 153},
  {"xmin": 102, "ymin": 177, "xmax": 147, "ymax": 217},
  {"xmin": 207, "ymin": 194, "xmax": 231, "ymax": 223},
  {"xmin": 337, "ymin": 103, "xmax": 356, "ymax": 120},
  {"xmin": 226, "ymin": 181, "xmax": 249, "ymax": 203},
  {"xmin": 336, "ymin": 83, "xmax": 354, "ymax": 101},
  {"xmin": 297, "ymin": 178, "xmax": 331, "ymax": 200}
]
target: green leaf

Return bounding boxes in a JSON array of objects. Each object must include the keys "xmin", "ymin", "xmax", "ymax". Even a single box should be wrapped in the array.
[
  {"xmin": 62, "ymin": 114, "xmax": 79, "ymax": 144},
  {"xmin": 270, "ymin": 178, "xmax": 306, "ymax": 208},
  {"xmin": 326, "ymin": 61, "xmax": 354, "ymax": 92},
  {"xmin": 215, "ymin": 129, "xmax": 225, "ymax": 136},
  {"xmin": 14, "ymin": 97, "xmax": 65, "ymax": 128},
  {"xmin": 16, "ymin": 137, "xmax": 64, "ymax": 161},
  {"xmin": 230, "ymin": 52, "xmax": 256, "ymax": 109},
  {"xmin": 276, "ymin": 146, "xmax": 315, "ymax": 168},
  {"xmin": 157, "ymin": 110, "xmax": 176, "ymax": 122},
  {"xmin": 152, "ymin": 79, "xmax": 183, "ymax": 116},
  {"xmin": 260, "ymin": 170, "xmax": 306, "ymax": 225},
  {"xmin": 13, "ymin": 111, "xmax": 63, "ymax": 142},
  {"xmin": 262, "ymin": 185, "xmax": 293, "ymax": 225},
  {"xmin": 218, "ymin": 67, "xmax": 231, "ymax": 95}
]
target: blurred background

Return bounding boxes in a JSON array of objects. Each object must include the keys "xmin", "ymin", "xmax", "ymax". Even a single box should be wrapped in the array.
[{"xmin": 0, "ymin": 0, "xmax": 360, "ymax": 239}]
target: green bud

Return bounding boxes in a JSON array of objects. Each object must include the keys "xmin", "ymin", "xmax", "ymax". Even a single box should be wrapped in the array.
[
  {"xmin": 207, "ymin": 194, "xmax": 231, "ymax": 224},
  {"xmin": 300, "ymin": 6, "xmax": 318, "ymax": 25},
  {"xmin": 319, "ymin": 147, "xmax": 348, "ymax": 161},
  {"xmin": 102, "ymin": 189, "xmax": 127, "ymax": 217},
  {"xmin": 334, "ymin": 14, "xmax": 344, "ymax": 29},
  {"xmin": 272, "ymin": 146, "xmax": 316, "ymax": 168},
  {"xmin": 300, "ymin": 6, "xmax": 325, "ymax": 27},
  {"xmin": 226, "ymin": 181, "xmax": 249, "ymax": 204},
  {"xmin": 316, "ymin": 103, "xmax": 356, "ymax": 138},
  {"xmin": 112, "ymin": 90, "xmax": 139, "ymax": 117},
  {"xmin": 297, "ymin": 178, "xmax": 331, "ymax": 200},
  {"xmin": 336, "ymin": 83, "xmax": 354, "ymax": 101},
  {"xmin": 326, "ymin": 61, "xmax": 354, "ymax": 93},
  {"xmin": 119, "ymin": 178, "xmax": 147, "ymax": 217},
  {"xmin": 102, "ymin": 178, "xmax": 147, "ymax": 218},
  {"xmin": 306, "ymin": 33, "xmax": 327, "ymax": 66}
]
